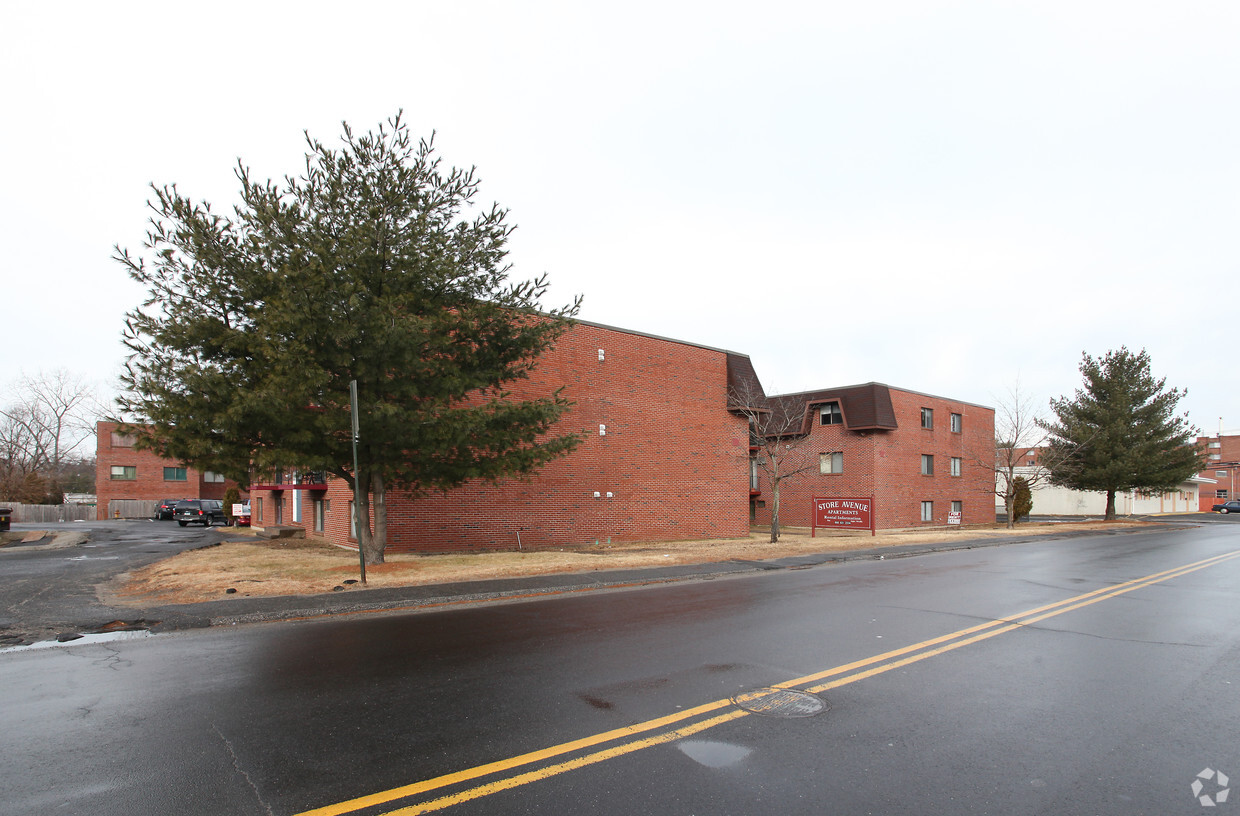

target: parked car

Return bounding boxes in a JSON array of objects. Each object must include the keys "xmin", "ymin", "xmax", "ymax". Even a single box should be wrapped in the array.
[
  {"xmin": 152, "ymin": 499, "xmax": 180, "ymax": 520},
  {"xmin": 174, "ymin": 499, "xmax": 228, "ymax": 527},
  {"xmin": 1212, "ymin": 500, "xmax": 1240, "ymax": 514}
]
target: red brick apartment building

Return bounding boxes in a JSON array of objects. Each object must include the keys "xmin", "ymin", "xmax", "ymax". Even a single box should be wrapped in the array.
[
  {"xmin": 742, "ymin": 380, "xmax": 996, "ymax": 530},
  {"xmin": 95, "ymin": 421, "xmax": 240, "ymax": 518},
  {"xmin": 97, "ymin": 320, "xmax": 996, "ymax": 550},
  {"xmin": 1199, "ymin": 434, "xmax": 1240, "ymax": 509}
]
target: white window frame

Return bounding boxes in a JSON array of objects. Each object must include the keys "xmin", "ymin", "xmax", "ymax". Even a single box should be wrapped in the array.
[
  {"xmin": 921, "ymin": 501, "xmax": 933, "ymax": 522},
  {"xmin": 950, "ymin": 457, "xmax": 962, "ymax": 477},
  {"xmin": 110, "ymin": 465, "xmax": 136, "ymax": 480},
  {"xmin": 921, "ymin": 408, "xmax": 934, "ymax": 429},
  {"xmin": 950, "ymin": 413, "xmax": 962, "ymax": 433},
  {"xmin": 921, "ymin": 454, "xmax": 934, "ymax": 475}
]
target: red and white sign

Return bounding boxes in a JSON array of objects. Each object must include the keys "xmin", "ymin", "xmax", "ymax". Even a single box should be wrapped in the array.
[
  {"xmin": 812, "ymin": 496, "xmax": 875, "ymax": 536},
  {"xmin": 948, "ymin": 511, "xmax": 961, "ymax": 525}
]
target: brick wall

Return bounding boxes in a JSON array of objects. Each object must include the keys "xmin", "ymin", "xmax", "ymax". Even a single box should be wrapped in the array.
[
  {"xmin": 1199, "ymin": 434, "xmax": 1240, "ymax": 509},
  {"xmin": 752, "ymin": 387, "xmax": 995, "ymax": 530},
  {"xmin": 252, "ymin": 322, "xmax": 754, "ymax": 552},
  {"xmin": 383, "ymin": 322, "xmax": 751, "ymax": 552}
]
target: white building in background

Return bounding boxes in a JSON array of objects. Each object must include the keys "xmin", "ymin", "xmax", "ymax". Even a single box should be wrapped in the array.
[{"xmin": 997, "ymin": 468, "xmax": 1211, "ymax": 517}]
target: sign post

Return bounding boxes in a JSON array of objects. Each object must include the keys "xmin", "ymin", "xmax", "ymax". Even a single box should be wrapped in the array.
[{"xmin": 812, "ymin": 496, "xmax": 875, "ymax": 537}]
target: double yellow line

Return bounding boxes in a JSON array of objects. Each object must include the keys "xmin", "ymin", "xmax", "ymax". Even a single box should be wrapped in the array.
[{"xmin": 298, "ymin": 549, "xmax": 1240, "ymax": 816}]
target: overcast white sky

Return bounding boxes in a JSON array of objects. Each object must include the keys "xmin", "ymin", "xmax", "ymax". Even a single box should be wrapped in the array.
[{"xmin": 2, "ymin": 1, "xmax": 1236, "ymax": 437}]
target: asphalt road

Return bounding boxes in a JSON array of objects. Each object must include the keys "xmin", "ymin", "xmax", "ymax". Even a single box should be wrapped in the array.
[
  {"xmin": 2, "ymin": 520, "xmax": 1239, "ymax": 815},
  {"xmin": 0, "ymin": 519, "xmax": 229, "ymax": 647}
]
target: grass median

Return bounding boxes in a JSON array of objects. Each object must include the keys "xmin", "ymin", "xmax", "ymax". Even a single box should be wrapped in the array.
[{"xmin": 105, "ymin": 520, "xmax": 1148, "ymax": 606}]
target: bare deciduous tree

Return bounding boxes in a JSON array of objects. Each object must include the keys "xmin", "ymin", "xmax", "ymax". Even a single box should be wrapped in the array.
[
  {"xmin": 729, "ymin": 384, "xmax": 819, "ymax": 543},
  {"xmin": 0, "ymin": 370, "xmax": 104, "ymax": 502},
  {"xmin": 977, "ymin": 383, "xmax": 1071, "ymax": 529}
]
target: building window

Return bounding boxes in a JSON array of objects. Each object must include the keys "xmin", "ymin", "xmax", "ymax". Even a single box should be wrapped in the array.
[
  {"xmin": 921, "ymin": 408, "xmax": 934, "ymax": 429},
  {"xmin": 292, "ymin": 490, "xmax": 302, "ymax": 523},
  {"xmin": 951, "ymin": 500, "xmax": 963, "ymax": 514},
  {"xmin": 921, "ymin": 501, "xmax": 933, "ymax": 522},
  {"xmin": 950, "ymin": 457, "xmax": 962, "ymax": 477},
  {"xmin": 820, "ymin": 402, "xmax": 842, "ymax": 426},
  {"xmin": 1217, "ymin": 471, "xmax": 1229, "ymax": 478},
  {"xmin": 110, "ymin": 465, "xmax": 136, "ymax": 480},
  {"xmin": 820, "ymin": 451, "xmax": 843, "ymax": 474},
  {"xmin": 1209, "ymin": 442, "xmax": 1222, "ymax": 449},
  {"xmin": 921, "ymin": 454, "xmax": 934, "ymax": 475},
  {"xmin": 1219, "ymin": 490, "xmax": 1230, "ymax": 499},
  {"xmin": 750, "ymin": 458, "xmax": 759, "ymax": 491},
  {"xmin": 950, "ymin": 413, "xmax": 962, "ymax": 433},
  {"xmin": 110, "ymin": 432, "xmax": 136, "ymax": 447},
  {"xmin": 203, "ymin": 471, "xmax": 226, "ymax": 483},
  {"xmin": 1210, "ymin": 453, "xmax": 1222, "ymax": 460},
  {"xmin": 255, "ymin": 497, "xmax": 263, "ymax": 522},
  {"xmin": 163, "ymin": 466, "xmax": 187, "ymax": 481}
]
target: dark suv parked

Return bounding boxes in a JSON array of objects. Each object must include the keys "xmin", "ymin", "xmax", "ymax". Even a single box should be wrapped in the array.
[
  {"xmin": 153, "ymin": 499, "xmax": 180, "ymax": 520},
  {"xmin": 174, "ymin": 499, "xmax": 227, "ymax": 527}
]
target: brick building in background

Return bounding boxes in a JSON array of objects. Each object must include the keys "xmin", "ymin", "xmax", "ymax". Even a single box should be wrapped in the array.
[
  {"xmin": 99, "ymin": 319, "xmax": 996, "ymax": 551},
  {"xmin": 95, "ymin": 421, "xmax": 241, "ymax": 519},
  {"xmin": 1199, "ymin": 433, "xmax": 1240, "ymax": 510},
  {"xmin": 740, "ymin": 380, "xmax": 996, "ymax": 530}
]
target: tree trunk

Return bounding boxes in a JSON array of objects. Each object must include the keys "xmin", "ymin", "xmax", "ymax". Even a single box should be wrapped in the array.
[
  {"xmin": 770, "ymin": 479, "xmax": 781, "ymax": 543},
  {"xmin": 353, "ymin": 468, "xmax": 385, "ymax": 566},
  {"xmin": 1004, "ymin": 490, "xmax": 1016, "ymax": 530},
  {"xmin": 1104, "ymin": 489, "xmax": 1117, "ymax": 521}
]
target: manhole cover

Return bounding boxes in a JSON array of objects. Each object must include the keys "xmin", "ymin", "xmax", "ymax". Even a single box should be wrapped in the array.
[{"xmin": 732, "ymin": 687, "xmax": 827, "ymax": 718}]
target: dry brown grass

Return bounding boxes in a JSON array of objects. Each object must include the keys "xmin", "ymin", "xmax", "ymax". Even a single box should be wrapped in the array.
[{"xmin": 104, "ymin": 521, "xmax": 1149, "ymax": 606}]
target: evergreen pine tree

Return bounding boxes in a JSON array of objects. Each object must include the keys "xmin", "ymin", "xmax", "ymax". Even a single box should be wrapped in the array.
[
  {"xmin": 1041, "ymin": 347, "xmax": 1202, "ymax": 520},
  {"xmin": 116, "ymin": 114, "xmax": 582, "ymax": 563}
]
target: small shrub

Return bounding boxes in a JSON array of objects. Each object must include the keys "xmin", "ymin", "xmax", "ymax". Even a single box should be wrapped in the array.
[
  {"xmin": 223, "ymin": 486, "xmax": 241, "ymax": 523},
  {"xmin": 1013, "ymin": 476, "xmax": 1033, "ymax": 522}
]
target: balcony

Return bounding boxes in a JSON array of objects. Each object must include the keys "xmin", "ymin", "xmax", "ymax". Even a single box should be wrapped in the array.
[{"xmin": 249, "ymin": 470, "xmax": 330, "ymax": 492}]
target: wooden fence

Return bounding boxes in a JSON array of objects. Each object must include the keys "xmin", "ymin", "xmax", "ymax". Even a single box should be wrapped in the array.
[
  {"xmin": 105, "ymin": 500, "xmax": 158, "ymax": 520},
  {"xmin": 2, "ymin": 503, "xmax": 97, "ymax": 523}
]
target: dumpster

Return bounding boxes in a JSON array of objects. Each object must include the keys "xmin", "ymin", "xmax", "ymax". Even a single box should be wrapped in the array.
[{"xmin": 0, "ymin": 508, "xmax": 11, "ymax": 532}]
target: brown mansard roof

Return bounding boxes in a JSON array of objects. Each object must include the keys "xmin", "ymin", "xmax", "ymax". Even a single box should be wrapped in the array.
[
  {"xmin": 770, "ymin": 382, "xmax": 899, "ymax": 432},
  {"xmin": 725, "ymin": 353, "xmax": 767, "ymax": 411}
]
